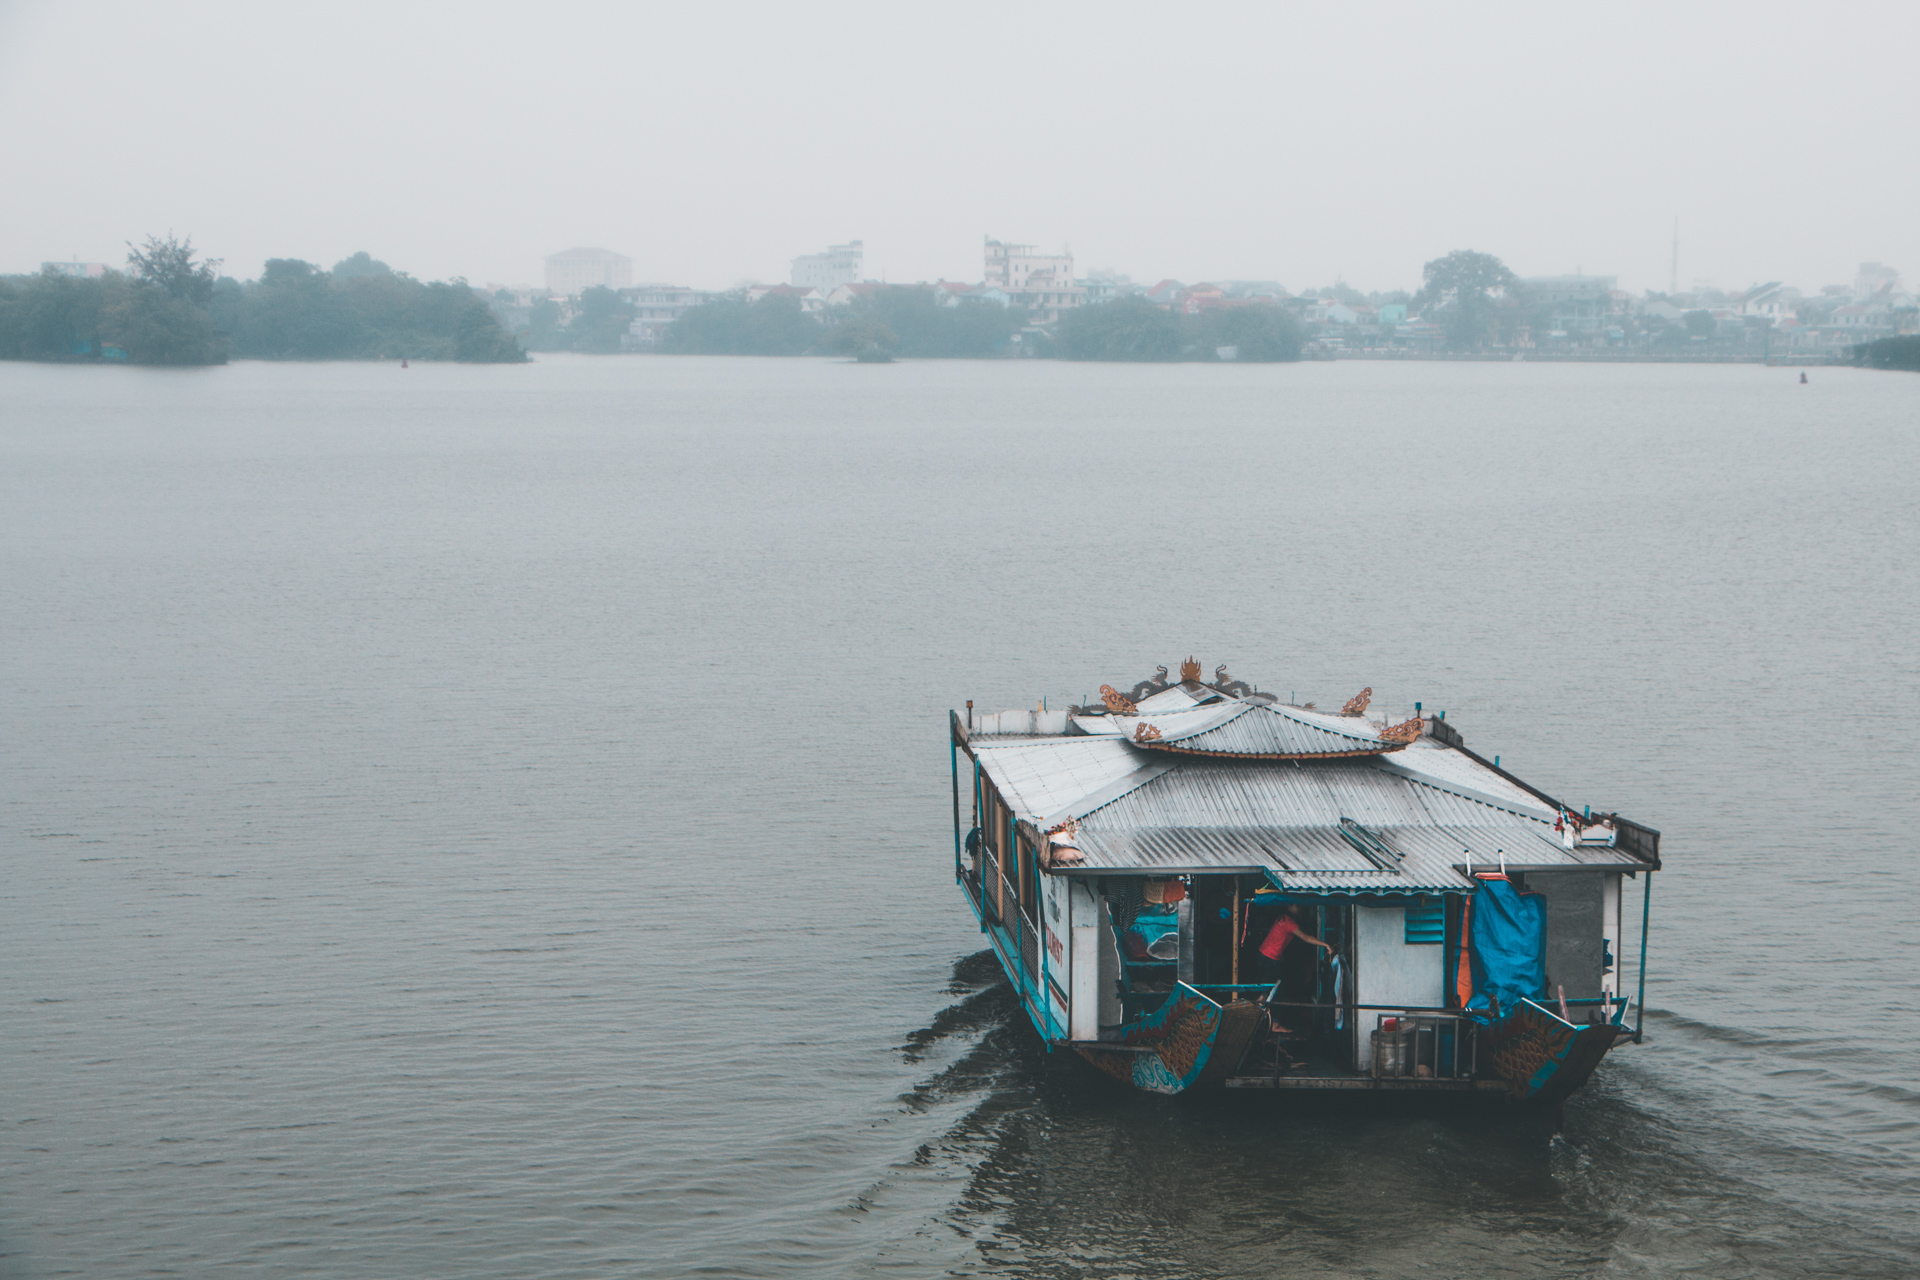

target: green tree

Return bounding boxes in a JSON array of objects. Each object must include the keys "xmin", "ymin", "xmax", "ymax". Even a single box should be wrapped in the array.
[
  {"xmin": 3, "ymin": 242, "xmax": 520, "ymax": 365},
  {"xmin": 567, "ymin": 286, "xmax": 636, "ymax": 353},
  {"xmin": 0, "ymin": 278, "xmax": 23, "ymax": 358},
  {"xmin": 331, "ymin": 251, "xmax": 393, "ymax": 280},
  {"xmin": 823, "ymin": 316, "xmax": 899, "ymax": 359},
  {"xmin": 662, "ymin": 293, "xmax": 820, "ymax": 355},
  {"xmin": 1855, "ymin": 335, "xmax": 1920, "ymax": 371},
  {"xmin": 19, "ymin": 268, "xmax": 115, "ymax": 357},
  {"xmin": 1056, "ymin": 296, "xmax": 1182, "ymax": 361},
  {"xmin": 450, "ymin": 290, "xmax": 526, "ymax": 362},
  {"xmin": 825, "ymin": 286, "xmax": 1023, "ymax": 357},
  {"xmin": 104, "ymin": 283, "xmax": 227, "ymax": 364},
  {"xmin": 126, "ymin": 233, "xmax": 220, "ymax": 307},
  {"xmin": 1683, "ymin": 309, "xmax": 1717, "ymax": 338},
  {"xmin": 1192, "ymin": 305, "xmax": 1304, "ymax": 361},
  {"xmin": 224, "ymin": 259, "xmax": 364, "ymax": 358},
  {"xmin": 1412, "ymin": 250, "xmax": 1521, "ymax": 350}
]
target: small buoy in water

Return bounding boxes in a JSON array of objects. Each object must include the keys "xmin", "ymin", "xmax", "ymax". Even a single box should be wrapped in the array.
[{"xmin": 1799, "ymin": 371, "xmax": 1808, "ymax": 384}]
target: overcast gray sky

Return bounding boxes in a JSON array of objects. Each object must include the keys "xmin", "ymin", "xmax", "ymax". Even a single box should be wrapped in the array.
[{"xmin": 3, "ymin": 0, "xmax": 1915, "ymax": 295}]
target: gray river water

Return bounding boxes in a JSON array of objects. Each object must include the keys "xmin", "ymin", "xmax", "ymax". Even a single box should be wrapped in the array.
[{"xmin": 3, "ymin": 355, "xmax": 1917, "ymax": 1278}]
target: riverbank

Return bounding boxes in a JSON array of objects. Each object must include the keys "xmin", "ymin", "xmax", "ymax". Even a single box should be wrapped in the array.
[{"xmin": 1326, "ymin": 349, "xmax": 1849, "ymax": 366}]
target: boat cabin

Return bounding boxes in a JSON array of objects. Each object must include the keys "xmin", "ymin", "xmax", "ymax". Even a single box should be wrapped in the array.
[{"xmin": 948, "ymin": 662, "xmax": 1661, "ymax": 1099}]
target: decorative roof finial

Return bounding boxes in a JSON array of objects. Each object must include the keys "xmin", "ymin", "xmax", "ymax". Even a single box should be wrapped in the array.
[
  {"xmin": 1342, "ymin": 687, "xmax": 1373, "ymax": 717},
  {"xmin": 1180, "ymin": 656, "xmax": 1202, "ymax": 684}
]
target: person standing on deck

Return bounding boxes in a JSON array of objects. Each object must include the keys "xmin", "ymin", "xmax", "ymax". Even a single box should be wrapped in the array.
[{"xmin": 1255, "ymin": 904, "xmax": 1332, "ymax": 1032}]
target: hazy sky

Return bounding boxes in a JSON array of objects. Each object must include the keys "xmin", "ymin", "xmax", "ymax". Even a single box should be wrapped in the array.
[{"xmin": 3, "ymin": 1, "xmax": 1915, "ymax": 295}]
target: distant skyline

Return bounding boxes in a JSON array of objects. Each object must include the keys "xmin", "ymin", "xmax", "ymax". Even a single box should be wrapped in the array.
[{"xmin": 2, "ymin": 1, "xmax": 1916, "ymax": 295}]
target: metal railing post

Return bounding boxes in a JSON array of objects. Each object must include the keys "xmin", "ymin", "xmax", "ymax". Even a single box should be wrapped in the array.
[
  {"xmin": 1635, "ymin": 872, "xmax": 1652, "ymax": 1043},
  {"xmin": 950, "ymin": 740, "xmax": 962, "ymax": 879}
]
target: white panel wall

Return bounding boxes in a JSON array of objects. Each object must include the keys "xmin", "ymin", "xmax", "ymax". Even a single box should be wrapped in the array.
[
  {"xmin": 1069, "ymin": 880, "xmax": 1101, "ymax": 1041},
  {"xmin": 1353, "ymin": 905, "xmax": 1445, "ymax": 1060}
]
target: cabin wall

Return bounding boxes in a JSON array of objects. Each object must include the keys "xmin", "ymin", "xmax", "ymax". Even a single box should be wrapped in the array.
[
  {"xmin": 1069, "ymin": 880, "xmax": 1101, "ymax": 1040},
  {"xmin": 1040, "ymin": 872, "xmax": 1070, "ymax": 1037},
  {"xmin": 1526, "ymin": 870, "xmax": 1607, "ymax": 1010},
  {"xmin": 1353, "ymin": 904, "xmax": 1445, "ymax": 1062}
]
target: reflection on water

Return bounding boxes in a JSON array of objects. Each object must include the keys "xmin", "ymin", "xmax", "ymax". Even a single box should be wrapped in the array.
[{"xmin": 903, "ymin": 957, "xmax": 1915, "ymax": 1280}]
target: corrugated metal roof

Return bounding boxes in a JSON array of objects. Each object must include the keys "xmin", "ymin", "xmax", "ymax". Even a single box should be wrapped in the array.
[
  {"xmin": 1067, "ymin": 818, "xmax": 1630, "ymax": 892},
  {"xmin": 1035, "ymin": 760, "xmax": 1178, "ymax": 830},
  {"xmin": 1377, "ymin": 738, "xmax": 1554, "ymax": 818},
  {"xmin": 1077, "ymin": 759, "xmax": 1527, "ymax": 831},
  {"xmin": 1069, "ymin": 699, "xmax": 1229, "ymax": 738},
  {"xmin": 968, "ymin": 723, "xmax": 1651, "ymax": 888},
  {"xmin": 1134, "ymin": 686, "xmax": 1202, "ymax": 712},
  {"xmin": 1066, "ymin": 821, "xmax": 1561, "ymax": 892},
  {"xmin": 972, "ymin": 737, "xmax": 1146, "ymax": 819},
  {"xmin": 1143, "ymin": 701, "xmax": 1392, "ymax": 757},
  {"xmin": 1070, "ymin": 699, "xmax": 1394, "ymax": 758}
]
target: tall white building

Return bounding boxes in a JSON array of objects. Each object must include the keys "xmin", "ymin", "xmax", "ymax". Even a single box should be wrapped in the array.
[
  {"xmin": 1854, "ymin": 262, "xmax": 1901, "ymax": 300},
  {"xmin": 790, "ymin": 241, "xmax": 864, "ymax": 292},
  {"xmin": 626, "ymin": 286, "xmax": 708, "ymax": 346},
  {"xmin": 544, "ymin": 247, "xmax": 633, "ymax": 296},
  {"xmin": 983, "ymin": 237, "xmax": 1084, "ymax": 323}
]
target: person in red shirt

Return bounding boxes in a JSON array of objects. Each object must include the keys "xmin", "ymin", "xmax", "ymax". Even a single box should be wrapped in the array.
[
  {"xmin": 1258, "ymin": 904, "xmax": 1332, "ymax": 966},
  {"xmin": 1254, "ymin": 904, "xmax": 1332, "ymax": 1033}
]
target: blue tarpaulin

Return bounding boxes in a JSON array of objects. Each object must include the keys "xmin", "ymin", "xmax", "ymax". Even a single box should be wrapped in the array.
[{"xmin": 1465, "ymin": 877, "xmax": 1546, "ymax": 1017}]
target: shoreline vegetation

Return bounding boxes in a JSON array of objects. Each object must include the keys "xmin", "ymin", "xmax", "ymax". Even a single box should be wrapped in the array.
[
  {"xmin": 1854, "ymin": 335, "xmax": 1920, "ymax": 372},
  {"xmin": 640, "ymin": 289, "xmax": 1308, "ymax": 362},
  {"xmin": 3, "ymin": 238, "xmax": 1912, "ymax": 371},
  {"xmin": 0, "ymin": 236, "xmax": 526, "ymax": 366}
]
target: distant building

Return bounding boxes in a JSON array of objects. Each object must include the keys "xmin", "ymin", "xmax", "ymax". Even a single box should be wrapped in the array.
[
  {"xmin": 790, "ymin": 241, "xmax": 864, "ymax": 292},
  {"xmin": 747, "ymin": 283, "xmax": 827, "ymax": 313},
  {"xmin": 1144, "ymin": 279, "xmax": 1185, "ymax": 306},
  {"xmin": 1735, "ymin": 282, "xmax": 1798, "ymax": 324},
  {"xmin": 984, "ymin": 237, "xmax": 1085, "ymax": 323},
  {"xmin": 825, "ymin": 281, "xmax": 890, "ymax": 308},
  {"xmin": 1830, "ymin": 304, "xmax": 1891, "ymax": 333},
  {"xmin": 1521, "ymin": 274, "xmax": 1619, "ymax": 335},
  {"xmin": 41, "ymin": 261, "xmax": 109, "ymax": 278},
  {"xmin": 1170, "ymin": 283, "xmax": 1222, "ymax": 315},
  {"xmin": 1854, "ymin": 262, "xmax": 1901, "ymax": 300},
  {"xmin": 1221, "ymin": 280, "xmax": 1290, "ymax": 301},
  {"xmin": 625, "ymin": 285, "xmax": 706, "ymax": 346},
  {"xmin": 545, "ymin": 247, "xmax": 632, "ymax": 296}
]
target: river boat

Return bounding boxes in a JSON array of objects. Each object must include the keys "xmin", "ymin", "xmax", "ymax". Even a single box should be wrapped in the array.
[{"xmin": 948, "ymin": 660, "xmax": 1661, "ymax": 1103}]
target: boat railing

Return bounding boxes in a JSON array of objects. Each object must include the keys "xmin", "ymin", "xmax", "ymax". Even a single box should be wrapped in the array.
[
  {"xmin": 975, "ymin": 841, "xmax": 1002, "ymax": 923},
  {"xmin": 1370, "ymin": 1013, "xmax": 1477, "ymax": 1081},
  {"xmin": 972, "ymin": 836, "xmax": 1044, "ymax": 1000}
]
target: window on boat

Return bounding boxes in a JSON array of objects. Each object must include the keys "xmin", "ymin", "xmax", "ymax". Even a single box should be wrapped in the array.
[{"xmin": 1405, "ymin": 897, "xmax": 1444, "ymax": 944}]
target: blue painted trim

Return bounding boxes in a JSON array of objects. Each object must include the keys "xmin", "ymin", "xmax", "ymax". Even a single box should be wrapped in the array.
[
  {"xmin": 1635, "ymin": 872, "xmax": 1652, "ymax": 1043},
  {"xmin": 950, "ymin": 740, "xmax": 962, "ymax": 878}
]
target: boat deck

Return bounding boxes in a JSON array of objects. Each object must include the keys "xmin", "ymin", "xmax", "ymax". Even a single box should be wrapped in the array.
[{"xmin": 1225, "ymin": 1075, "xmax": 1507, "ymax": 1091}]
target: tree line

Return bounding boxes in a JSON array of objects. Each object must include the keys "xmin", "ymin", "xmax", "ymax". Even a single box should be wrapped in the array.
[
  {"xmin": 0, "ymin": 236, "xmax": 525, "ymax": 365},
  {"xmin": 657, "ymin": 287, "xmax": 1029, "ymax": 358},
  {"xmin": 1853, "ymin": 335, "xmax": 1920, "ymax": 371},
  {"xmin": 657, "ymin": 286, "xmax": 1307, "ymax": 361}
]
